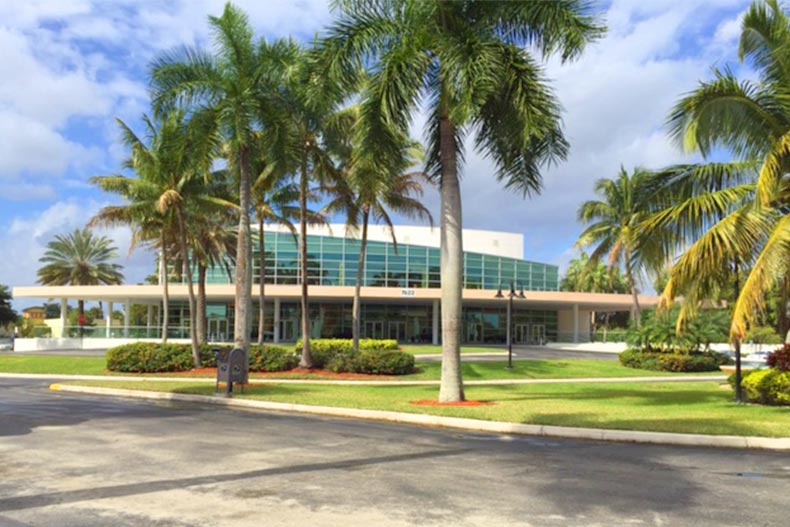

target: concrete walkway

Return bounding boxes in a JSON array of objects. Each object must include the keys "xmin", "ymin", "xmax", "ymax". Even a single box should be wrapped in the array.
[{"xmin": 0, "ymin": 371, "xmax": 726, "ymax": 386}]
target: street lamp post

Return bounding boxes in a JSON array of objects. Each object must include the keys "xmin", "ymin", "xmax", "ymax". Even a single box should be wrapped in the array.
[{"xmin": 495, "ymin": 282, "xmax": 525, "ymax": 369}]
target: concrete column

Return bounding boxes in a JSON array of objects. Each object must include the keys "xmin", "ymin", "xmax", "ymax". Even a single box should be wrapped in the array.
[
  {"xmin": 124, "ymin": 299, "xmax": 131, "ymax": 338},
  {"xmin": 146, "ymin": 305, "xmax": 153, "ymax": 338},
  {"xmin": 60, "ymin": 298, "xmax": 68, "ymax": 338},
  {"xmin": 106, "ymin": 301, "xmax": 114, "ymax": 338},
  {"xmin": 506, "ymin": 299, "xmax": 512, "ymax": 347},
  {"xmin": 431, "ymin": 300, "xmax": 439, "ymax": 345},
  {"xmin": 573, "ymin": 303, "xmax": 580, "ymax": 344},
  {"xmin": 273, "ymin": 298, "xmax": 281, "ymax": 343}
]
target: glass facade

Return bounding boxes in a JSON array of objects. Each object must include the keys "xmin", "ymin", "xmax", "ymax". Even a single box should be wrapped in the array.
[{"xmin": 197, "ymin": 231, "xmax": 559, "ymax": 291}]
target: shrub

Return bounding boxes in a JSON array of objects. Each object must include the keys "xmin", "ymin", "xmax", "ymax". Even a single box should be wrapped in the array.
[
  {"xmin": 355, "ymin": 350, "xmax": 415, "ymax": 375},
  {"xmin": 619, "ymin": 348, "xmax": 730, "ymax": 372},
  {"xmin": 107, "ymin": 343, "xmax": 299, "ymax": 373},
  {"xmin": 294, "ymin": 339, "xmax": 399, "ymax": 368},
  {"xmin": 767, "ymin": 345, "xmax": 790, "ymax": 372},
  {"xmin": 738, "ymin": 369, "xmax": 790, "ymax": 406},
  {"xmin": 249, "ymin": 345, "xmax": 298, "ymax": 372},
  {"xmin": 106, "ymin": 343, "xmax": 194, "ymax": 373},
  {"xmin": 625, "ymin": 307, "xmax": 729, "ymax": 353}
]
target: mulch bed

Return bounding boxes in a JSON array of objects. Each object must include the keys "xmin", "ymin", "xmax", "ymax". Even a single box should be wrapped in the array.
[
  {"xmin": 411, "ymin": 400, "xmax": 494, "ymax": 407},
  {"xmin": 136, "ymin": 368, "xmax": 396, "ymax": 380}
]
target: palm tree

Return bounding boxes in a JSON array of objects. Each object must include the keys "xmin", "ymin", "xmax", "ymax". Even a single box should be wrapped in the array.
[
  {"xmin": 251, "ymin": 170, "xmax": 300, "ymax": 346},
  {"xmin": 92, "ymin": 111, "xmax": 226, "ymax": 367},
  {"xmin": 322, "ymin": 0, "xmax": 604, "ymax": 401},
  {"xmin": 37, "ymin": 228, "xmax": 124, "ymax": 317},
  {"xmin": 663, "ymin": 0, "xmax": 790, "ymax": 341},
  {"xmin": 151, "ymin": 3, "xmax": 268, "ymax": 355},
  {"xmin": 333, "ymin": 117, "xmax": 432, "ymax": 353},
  {"xmin": 258, "ymin": 40, "xmax": 353, "ymax": 367},
  {"xmin": 576, "ymin": 167, "xmax": 664, "ymax": 327}
]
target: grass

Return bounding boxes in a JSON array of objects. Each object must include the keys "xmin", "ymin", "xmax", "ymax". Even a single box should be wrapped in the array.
[
  {"xmin": 400, "ymin": 345, "xmax": 506, "ymax": 355},
  {"xmin": 64, "ymin": 379, "xmax": 790, "ymax": 437},
  {"xmin": 0, "ymin": 356, "xmax": 107, "ymax": 375},
  {"xmin": 0, "ymin": 355, "xmax": 721, "ymax": 381}
]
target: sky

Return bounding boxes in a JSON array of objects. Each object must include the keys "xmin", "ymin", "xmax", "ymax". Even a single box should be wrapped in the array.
[{"xmin": 0, "ymin": 0, "xmax": 753, "ymax": 308}]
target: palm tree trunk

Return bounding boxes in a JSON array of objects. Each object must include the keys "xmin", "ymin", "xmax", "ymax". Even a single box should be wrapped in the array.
[
  {"xmin": 353, "ymin": 207, "xmax": 370, "ymax": 354},
  {"xmin": 197, "ymin": 263, "xmax": 207, "ymax": 345},
  {"xmin": 176, "ymin": 207, "xmax": 201, "ymax": 368},
  {"xmin": 624, "ymin": 252, "xmax": 641, "ymax": 327},
  {"xmin": 161, "ymin": 242, "xmax": 169, "ymax": 344},
  {"xmin": 257, "ymin": 215, "xmax": 266, "ymax": 346},
  {"xmin": 438, "ymin": 109, "xmax": 464, "ymax": 403},
  {"xmin": 299, "ymin": 157, "xmax": 313, "ymax": 368},
  {"xmin": 780, "ymin": 275, "xmax": 789, "ymax": 340},
  {"xmin": 234, "ymin": 145, "xmax": 253, "ymax": 354}
]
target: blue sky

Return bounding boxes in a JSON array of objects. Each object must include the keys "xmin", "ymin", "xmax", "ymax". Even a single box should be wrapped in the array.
[{"xmin": 0, "ymin": 0, "xmax": 751, "ymax": 307}]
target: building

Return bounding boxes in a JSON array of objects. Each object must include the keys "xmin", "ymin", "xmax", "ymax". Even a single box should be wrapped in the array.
[
  {"xmin": 13, "ymin": 225, "xmax": 660, "ymax": 346},
  {"xmin": 21, "ymin": 307, "xmax": 46, "ymax": 323}
]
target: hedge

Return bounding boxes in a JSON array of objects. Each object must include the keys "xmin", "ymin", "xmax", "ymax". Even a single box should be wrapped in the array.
[
  {"xmin": 106, "ymin": 343, "xmax": 298, "ymax": 373},
  {"xmin": 293, "ymin": 339, "xmax": 399, "ymax": 369},
  {"xmin": 732, "ymin": 369, "xmax": 790, "ymax": 406},
  {"xmin": 619, "ymin": 348, "xmax": 731, "ymax": 372}
]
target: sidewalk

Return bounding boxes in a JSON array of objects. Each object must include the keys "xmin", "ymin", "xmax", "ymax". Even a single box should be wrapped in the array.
[{"xmin": 0, "ymin": 371, "xmax": 725, "ymax": 386}]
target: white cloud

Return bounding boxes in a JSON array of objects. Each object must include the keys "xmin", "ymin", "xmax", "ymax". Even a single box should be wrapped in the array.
[{"xmin": 0, "ymin": 199, "xmax": 156, "ymax": 298}]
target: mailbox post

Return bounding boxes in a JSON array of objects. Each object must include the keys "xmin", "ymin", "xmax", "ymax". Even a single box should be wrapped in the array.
[{"xmin": 214, "ymin": 348, "xmax": 249, "ymax": 397}]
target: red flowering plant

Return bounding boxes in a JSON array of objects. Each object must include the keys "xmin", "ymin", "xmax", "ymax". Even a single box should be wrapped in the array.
[{"xmin": 766, "ymin": 345, "xmax": 790, "ymax": 372}]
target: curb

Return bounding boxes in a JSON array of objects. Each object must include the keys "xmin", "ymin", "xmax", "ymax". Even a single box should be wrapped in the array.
[
  {"xmin": 0, "ymin": 371, "xmax": 726, "ymax": 386},
  {"xmin": 49, "ymin": 383, "xmax": 790, "ymax": 451}
]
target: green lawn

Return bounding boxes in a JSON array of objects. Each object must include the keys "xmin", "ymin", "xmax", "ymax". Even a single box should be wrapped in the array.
[
  {"xmin": 400, "ymin": 345, "xmax": 506, "ymax": 355},
  {"xmin": 0, "ymin": 356, "xmax": 107, "ymax": 375},
  {"xmin": 63, "ymin": 380, "xmax": 790, "ymax": 437},
  {"xmin": 0, "ymin": 355, "xmax": 721, "ymax": 381}
]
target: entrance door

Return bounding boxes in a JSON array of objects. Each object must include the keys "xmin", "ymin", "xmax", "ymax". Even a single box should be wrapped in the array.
[
  {"xmin": 279, "ymin": 319, "xmax": 296, "ymax": 342},
  {"xmin": 388, "ymin": 321, "xmax": 405, "ymax": 342},
  {"xmin": 365, "ymin": 321, "xmax": 384, "ymax": 339},
  {"xmin": 466, "ymin": 323, "xmax": 482, "ymax": 343},
  {"xmin": 208, "ymin": 319, "xmax": 229, "ymax": 342},
  {"xmin": 515, "ymin": 324, "xmax": 529, "ymax": 344},
  {"xmin": 531, "ymin": 324, "xmax": 546, "ymax": 345}
]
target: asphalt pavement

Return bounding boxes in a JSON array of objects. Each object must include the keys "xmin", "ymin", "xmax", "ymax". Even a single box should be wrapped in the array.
[{"xmin": 0, "ymin": 378, "xmax": 788, "ymax": 526}]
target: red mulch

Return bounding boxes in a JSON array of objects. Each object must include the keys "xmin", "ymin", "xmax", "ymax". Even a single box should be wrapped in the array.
[
  {"xmin": 411, "ymin": 400, "xmax": 494, "ymax": 407},
  {"xmin": 146, "ymin": 368, "xmax": 395, "ymax": 380}
]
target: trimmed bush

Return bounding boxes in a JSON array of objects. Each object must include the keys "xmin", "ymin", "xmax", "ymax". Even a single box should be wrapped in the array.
[
  {"xmin": 107, "ymin": 343, "xmax": 298, "ymax": 373},
  {"xmin": 355, "ymin": 350, "xmax": 415, "ymax": 375},
  {"xmin": 106, "ymin": 343, "xmax": 194, "ymax": 373},
  {"xmin": 294, "ymin": 339, "xmax": 399, "ymax": 369},
  {"xmin": 738, "ymin": 369, "xmax": 790, "ymax": 406},
  {"xmin": 619, "ymin": 348, "xmax": 731, "ymax": 372},
  {"xmin": 249, "ymin": 345, "xmax": 298, "ymax": 372}
]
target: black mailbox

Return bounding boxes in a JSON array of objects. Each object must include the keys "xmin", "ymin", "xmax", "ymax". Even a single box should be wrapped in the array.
[{"xmin": 214, "ymin": 348, "xmax": 248, "ymax": 395}]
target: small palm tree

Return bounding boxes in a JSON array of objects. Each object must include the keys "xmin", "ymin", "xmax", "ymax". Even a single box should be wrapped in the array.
[
  {"xmin": 576, "ymin": 167, "xmax": 664, "ymax": 326},
  {"xmin": 322, "ymin": 0, "xmax": 604, "ymax": 402},
  {"xmin": 37, "ymin": 228, "xmax": 124, "ymax": 317}
]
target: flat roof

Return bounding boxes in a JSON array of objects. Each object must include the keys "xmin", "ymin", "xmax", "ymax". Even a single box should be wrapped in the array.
[{"xmin": 13, "ymin": 284, "xmax": 659, "ymax": 311}]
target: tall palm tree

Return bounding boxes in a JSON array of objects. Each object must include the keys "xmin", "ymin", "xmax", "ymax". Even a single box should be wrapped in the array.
[
  {"xmin": 322, "ymin": 0, "xmax": 604, "ymax": 401},
  {"xmin": 92, "ymin": 111, "xmax": 226, "ymax": 367},
  {"xmin": 259, "ymin": 40, "xmax": 353, "ymax": 367},
  {"xmin": 151, "ymin": 3, "xmax": 268, "ymax": 355},
  {"xmin": 37, "ymin": 228, "xmax": 124, "ymax": 317},
  {"xmin": 663, "ymin": 0, "xmax": 790, "ymax": 340},
  {"xmin": 576, "ymin": 167, "xmax": 664, "ymax": 327}
]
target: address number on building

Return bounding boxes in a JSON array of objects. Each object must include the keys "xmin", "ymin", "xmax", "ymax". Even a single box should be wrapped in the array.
[{"xmin": 401, "ymin": 289, "xmax": 416, "ymax": 297}]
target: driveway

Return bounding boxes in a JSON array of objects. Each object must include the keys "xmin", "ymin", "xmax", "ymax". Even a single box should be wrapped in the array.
[{"xmin": 0, "ymin": 378, "xmax": 787, "ymax": 526}]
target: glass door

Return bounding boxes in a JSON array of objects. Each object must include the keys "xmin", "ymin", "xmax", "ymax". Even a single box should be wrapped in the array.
[
  {"xmin": 388, "ymin": 321, "xmax": 405, "ymax": 342},
  {"xmin": 279, "ymin": 319, "xmax": 296, "ymax": 342},
  {"xmin": 208, "ymin": 319, "xmax": 229, "ymax": 342},
  {"xmin": 515, "ymin": 324, "xmax": 529, "ymax": 344},
  {"xmin": 466, "ymin": 323, "xmax": 483, "ymax": 343},
  {"xmin": 365, "ymin": 321, "xmax": 384, "ymax": 339},
  {"xmin": 531, "ymin": 324, "xmax": 546, "ymax": 345}
]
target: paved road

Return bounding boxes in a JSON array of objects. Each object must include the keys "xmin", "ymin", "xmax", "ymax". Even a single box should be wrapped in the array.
[{"xmin": 1, "ymin": 379, "xmax": 788, "ymax": 526}]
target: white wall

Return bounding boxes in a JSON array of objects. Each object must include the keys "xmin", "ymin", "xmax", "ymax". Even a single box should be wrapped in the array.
[{"xmin": 13, "ymin": 338, "xmax": 191, "ymax": 352}]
